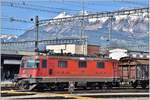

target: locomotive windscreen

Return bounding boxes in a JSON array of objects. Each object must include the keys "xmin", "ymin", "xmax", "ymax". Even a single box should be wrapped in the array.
[{"xmin": 20, "ymin": 58, "xmax": 39, "ymax": 68}]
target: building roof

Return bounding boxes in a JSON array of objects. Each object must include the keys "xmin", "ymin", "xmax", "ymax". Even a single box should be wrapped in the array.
[
  {"xmin": 119, "ymin": 57, "xmax": 149, "ymax": 65},
  {"xmin": 136, "ymin": 59, "xmax": 149, "ymax": 65},
  {"xmin": 128, "ymin": 50, "xmax": 149, "ymax": 54},
  {"xmin": 109, "ymin": 48, "xmax": 127, "ymax": 53}
]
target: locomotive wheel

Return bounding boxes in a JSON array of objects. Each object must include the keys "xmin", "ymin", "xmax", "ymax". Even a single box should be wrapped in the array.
[
  {"xmin": 17, "ymin": 80, "xmax": 30, "ymax": 91},
  {"xmin": 34, "ymin": 84, "xmax": 48, "ymax": 91},
  {"xmin": 141, "ymin": 83, "xmax": 147, "ymax": 89},
  {"xmin": 98, "ymin": 84, "xmax": 103, "ymax": 89},
  {"xmin": 132, "ymin": 83, "xmax": 138, "ymax": 89},
  {"xmin": 49, "ymin": 84, "xmax": 57, "ymax": 91},
  {"xmin": 57, "ymin": 85, "xmax": 65, "ymax": 91},
  {"xmin": 106, "ymin": 83, "xmax": 112, "ymax": 89},
  {"xmin": 50, "ymin": 86, "xmax": 57, "ymax": 91}
]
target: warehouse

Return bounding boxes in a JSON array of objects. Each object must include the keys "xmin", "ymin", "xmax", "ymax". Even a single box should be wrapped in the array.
[{"xmin": 46, "ymin": 44, "xmax": 100, "ymax": 56}]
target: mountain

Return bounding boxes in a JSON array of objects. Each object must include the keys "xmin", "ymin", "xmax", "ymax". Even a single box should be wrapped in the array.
[
  {"xmin": 2, "ymin": 11, "xmax": 149, "ymax": 51},
  {"xmin": 0, "ymin": 34, "xmax": 18, "ymax": 42}
]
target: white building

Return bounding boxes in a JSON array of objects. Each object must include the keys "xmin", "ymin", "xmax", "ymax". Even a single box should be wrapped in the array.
[
  {"xmin": 46, "ymin": 44, "xmax": 87, "ymax": 55},
  {"xmin": 109, "ymin": 48, "xmax": 149, "ymax": 60},
  {"xmin": 109, "ymin": 48, "xmax": 128, "ymax": 60}
]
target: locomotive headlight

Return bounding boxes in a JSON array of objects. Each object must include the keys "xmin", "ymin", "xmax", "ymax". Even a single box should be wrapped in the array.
[
  {"xmin": 79, "ymin": 57, "xmax": 85, "ymax": 60},
  {"xmin": 35, "ymin": 56, "xmax": 39, "ymax": 59}
]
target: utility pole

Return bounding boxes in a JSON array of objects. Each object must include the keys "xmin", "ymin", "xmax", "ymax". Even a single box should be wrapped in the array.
[
  {"xmin": 35, "ymin": 16, "xmax": 39, "ymax": 53},
  {"xmin": 106, "ymin": 16, "xmax": 113, "ymax": 50},
  {"xmin": 81, "ymin": 0, "xmax": 85, "ymax": 55},
  {"xmin": 108, "ymin": 15, "xmax": 113, "ymax": 42}
]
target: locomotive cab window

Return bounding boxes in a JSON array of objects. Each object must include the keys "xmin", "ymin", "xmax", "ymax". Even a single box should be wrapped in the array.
[
  {"xmin": 26, "ymin": 59, "xmax": 39, "ymax": 68},
  {"xmin": 42, "ymin": 59, "xmax": 47, "ymax": 68},
  {"xmin": 97, "ymin": 62, "xmax": 105, "ymax": 68},
  {"xmin": 58, "ymin": 61, "xmax": 67, "ymax": 68},
  {"xmin": 20, "ymin": 59, "xmax": 25, "ymax": 68},
  {"xmin": 79, "ymin": 61, "xmax": 87, "ymax": 68}
]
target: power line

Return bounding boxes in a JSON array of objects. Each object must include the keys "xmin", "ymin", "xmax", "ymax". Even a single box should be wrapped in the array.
[
  {"xmin": 46, "ymin": 0, "xmax": 82, "ymax": 7},
  {"xmin": 1, "ymin": 1, "xmax": 80, "ymax": 13},
  {"xmin": 0, "ymin": 17, "xmax": 34, "ymax": 23},
  {"xmin": 63, "ymin": 0, "xmax": 147, "ymax": 7},
  {"xmin": 25, "ymin": 2, "xmax": 80, "ymax": 12},
  {"xmin": 39, "ymin": 7, "xmax": 148, "ymax": 24},
  {"xmin": 1, "ymin": 1, "xmax": 60, "ymax": 13},
  {"xmin": 1, "ymin": 27, "xmax": 28, "ymax": 31},
  {"xmin": 113, "ymin": 0, "xmax": 148, "ymax": 6}
]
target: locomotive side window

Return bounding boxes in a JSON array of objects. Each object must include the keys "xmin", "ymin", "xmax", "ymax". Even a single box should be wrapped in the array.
[
  {"xmin": 20, "ymin": 60, "xmax": 25, "ymax": 68},
  {"xmin": 42, "ymin": 59, "xmax": 47, "ymax": 68},
  {"xmin": 97, "ymin": 62, "xmax": 104, "ymax": 68},
  {"xmin": 79, "ymin": 61, "xmax": 87, "ymax": 68},
  {"xmin": 58, "ymin": 61, "xmax": 67, "ymax": 68}
]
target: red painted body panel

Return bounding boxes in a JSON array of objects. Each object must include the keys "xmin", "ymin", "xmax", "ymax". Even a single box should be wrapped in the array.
[
  {"xmin": 19, "ymin": 55, "xmax": 119, "ymax": 80},
  {"xmin": 19, "ymin": 68, "xmax": 37, "ymax": 78}
]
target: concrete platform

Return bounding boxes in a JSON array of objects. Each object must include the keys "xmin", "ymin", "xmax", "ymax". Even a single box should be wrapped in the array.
[
  {"xmin": 76, "ymin": 92, "xmax": 149, "ymax": 97},
  {"xmin": 1, "ymin": 81, "xmax": 15, "ymax": 87},
  {"xmin": 1, "ymin": 90, "xmax": 36, "ymax": 97},
  {"xmin": 1, "ymin": 92, "xmax": 149, "ymax": 100}
]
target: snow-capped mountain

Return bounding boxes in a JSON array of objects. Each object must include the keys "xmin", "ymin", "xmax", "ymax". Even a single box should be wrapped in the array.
[
  {"xmin": 0, "ymin": 34, "xmax": 18, "ymax": 42},
  {"xmin": 54, "ymin": 12, "xmax": 72, "ymax": 19},
  {"xmin": 2, "ymin": 11, "xmax": 149, "ymax": 51}
]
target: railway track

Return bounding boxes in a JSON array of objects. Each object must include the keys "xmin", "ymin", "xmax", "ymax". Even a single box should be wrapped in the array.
[
  {"xmin": 1, "ymin": 82, "xmax": 149, "ymax": 94},
  {"xmin": 2, "ymin": 85, "xmax": 149, "ymax": 92},
  {"xmin": 34, "ymin": 88, "xmax": 148, "ymax": 94},
  {"xmin": 2, "ymin": 89, "xmax": 149, "ymax": 98},
  {"xmin": 1, "ymin": 84, "xmax": 149, "ymax": 98}
]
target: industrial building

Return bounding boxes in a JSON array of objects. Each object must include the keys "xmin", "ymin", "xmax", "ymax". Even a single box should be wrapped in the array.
[{"xmin": 46, "ymin": 44, "xmax": 100, "ymax": 56}]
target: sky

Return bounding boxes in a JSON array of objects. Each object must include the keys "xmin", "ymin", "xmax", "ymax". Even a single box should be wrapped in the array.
[{"xmin": 1, "ymin": 0, "xmax": 149, "ymax": 36}]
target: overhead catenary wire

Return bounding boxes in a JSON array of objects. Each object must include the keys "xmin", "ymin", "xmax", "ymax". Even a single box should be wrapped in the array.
[
  {"xmin": 0, "ymin": 17, "xmax": 34, "ymax": 23},
  {"xmin": 0, "ymin": 27, "xmax": 28, "ymax": 31},
  {"xmin": 113, "ymin": 0, "xmax": 148, "ymax": 6},
  {"xmin": 2, "ymin": 0, "xmax": 147, "ymax": 14},
  {"xmin": 62, "ymin": 0, "xmax": 148, "ymax": 12},
  {"xmin": 39, "ymin": 7, "xmax": 148, "ymax": 25},
  {"xmin": 1, "ymin": 1, "xmax": 60, "ymax": 13},
  {"xmin": 1, "ymin": 1, "xmax": 80, "ymax": 13}
]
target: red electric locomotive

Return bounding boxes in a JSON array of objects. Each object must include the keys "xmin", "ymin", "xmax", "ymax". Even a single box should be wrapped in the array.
[{"xmin": 15, "ymin": 53, "xmax": 120, "ymax": 91}]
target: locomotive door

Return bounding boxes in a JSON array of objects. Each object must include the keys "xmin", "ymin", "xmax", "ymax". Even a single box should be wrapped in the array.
[
  {"xmin": 119, "ymin": 64, "xmax": 129, "ymax": 82},
  {"xmin": 122, "ymin": 66, "xmax": 129, "ymax": 81},
  {"xmin": 113, "ymin": 62, "xmax": 118, "ymax": 81},
  {"xmin": 129, "ymin": 65, "xmax": 136, "ymax": 80},
  {"xmin": 47, "ymin": 59, "xmax": 56, "ymax": 76},
  {"xmin": 38, "ymin": 58, "xmax": 48, "ymax": 77}
]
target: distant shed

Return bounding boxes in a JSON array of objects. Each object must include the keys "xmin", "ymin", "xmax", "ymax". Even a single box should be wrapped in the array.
[{"xmin": 87, "ymin": 44, "xmax": 100, "ymax": 56}]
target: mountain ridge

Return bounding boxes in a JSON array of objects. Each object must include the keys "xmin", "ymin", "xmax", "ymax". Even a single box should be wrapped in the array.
[{"xmin": 1, "ymin": 11, "xmax": 149, "ymax": 51}]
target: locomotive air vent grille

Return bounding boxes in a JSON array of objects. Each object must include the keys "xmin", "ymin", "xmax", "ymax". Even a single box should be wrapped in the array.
[{"xmin": 49, "ymin": 69, "xmax": 52, "ymax": 75}]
